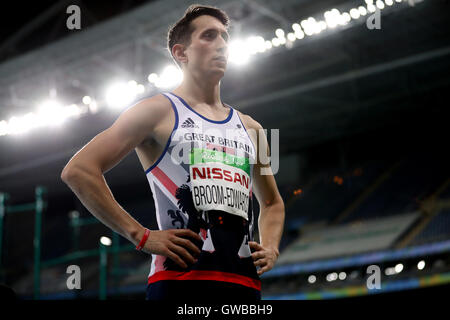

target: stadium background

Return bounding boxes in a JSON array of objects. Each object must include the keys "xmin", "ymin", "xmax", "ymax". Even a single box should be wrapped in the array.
[{"xmin": 0, "ymin": 0, "xmax": 449, "ymax": 300}]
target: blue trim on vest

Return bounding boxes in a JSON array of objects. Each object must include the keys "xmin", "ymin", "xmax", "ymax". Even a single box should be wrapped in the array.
[
  {"xmin": 144, "ymin": 93, "xmax": 179, "ymax": 174},
  {"xmin": 169, "ymin": 92, "xmax": 233, "ymax": 124}
]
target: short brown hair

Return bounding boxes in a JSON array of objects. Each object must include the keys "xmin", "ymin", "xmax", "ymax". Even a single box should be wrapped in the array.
[{"xmin": 167, "ymin": 4, "xmax": 230, "ymax": 67}]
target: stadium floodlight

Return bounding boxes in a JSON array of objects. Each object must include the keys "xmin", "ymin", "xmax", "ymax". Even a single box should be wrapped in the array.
[
  {"xmin": 228, "ymin": 39, "xmax": 252, "ymax": 65},
  {"xmin": 63, "ymin": 104, "xmax": 84, "ymax": 119},
  {"xmin": 7, "ymin": 114, "xmax": 35, "ymax": 135},
  {"xmin": 326, "ymin": 272, "xmax": 338, "ymax": 282},
  {"xmin": 376, "ymin": 0, "xmax": 385, "ymax": 9},
  {"xmin": 37, "ymin": 100, "xmax": 67, "ymax": 126},
  {"xmin": 358, "ymin": 6, "xmax": 368, "ymax": 16},
  {"xmin": 395, "ymin": 263, "xmax": 403, "ymax": 273},
  {"xmin": 265, "ymin": 40, "xmax": 273, "ymax": 50},
  {"xmin": 395, "ymin": 0, "xmax": 403, "ymax": 2},
  {"xmin": 0, "ymin": 120, "xmax": 7, "ymax": 136},
  {"xmin": 367, "ymin": 4, "xmax": 377, "ymax": 13},
  {"xmin": 275, "ymin": 28, "xmax": 285, "ymax": 39},
  {"xmin": 154, "ymin": 65, "xmax": 183, "ymax": 88},
  {"xmin": 148, "ymin": 73, "xmax": 158, "ymax": 84},
  {"xmin": 105, "ymin": 82, "xmax": 138, "ymax": 109},
  {"xmin": 308, "ymin": 275, "xmax": 316, "ymax": 284},
  {"xmin": 247, "ymin": 36, "xmax": 266, "ymax": 54},
  {"xmin": 384, "ymin": 267, "xmax": 396, "ymax": 276},
  {"xmin": 137, "ymin": 84, "xmax": 145, "ymax": 94},
  {"xmin": 82, "ymin": 95, "xmax": 91, "ymax": 105},
  {"xmin": 100, "ymin": 236, "xmax": 112, "ymax": 246},
  {"xmin": 365, "ymin": 0, "xmax": 374, "ymax": 4},
  {"xmin": 287, "ymin": 32, "xmax": 296, "ymax": 42},
  {"xmin": 271, "ymin": 37, "xmax": 281, "ymax": 47},
  {"xmin": 385, "ymin": 0, "xmax": 394, "ymax": 6},
  {"xmin": 350, "ymin": 8, "xmax": 361, "ymax": 19},
  {"xmin": 341, "ymin": 12, "xmax": 351, "ymax": 24},
  {"xmin": 88, "ymin": 100, "xmax": 98, "ymax": 114},
  {"xmin": 294, "ymin": 30, "xmax": 305, "ymax": 39},
  {"xmin": 417, "ymin": 260, "xmax": 425, "ymax": 270},
  {"xmin": 292, "ymin": 23, "xmax": 301, "ymax": 32},
  {"xmin": 338, "ymin": 272, "xmax": 347, "ymax": 280},
  {"xmin": 324, "ymin": 9, "xmax": 341, "ymax": 28}
]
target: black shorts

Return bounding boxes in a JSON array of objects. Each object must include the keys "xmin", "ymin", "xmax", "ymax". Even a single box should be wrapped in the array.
[{"xmin": 146, "ymin": 280, "xmax": 261, "ymax": 301}]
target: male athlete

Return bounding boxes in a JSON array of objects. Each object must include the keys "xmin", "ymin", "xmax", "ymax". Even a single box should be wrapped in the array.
[{"xmin": 61, "ymin": 4, "xmax": 285, "ymax": 301}]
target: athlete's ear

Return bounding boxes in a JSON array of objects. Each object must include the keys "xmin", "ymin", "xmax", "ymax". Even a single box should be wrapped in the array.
[{"xmin": 172, "ymin": 43, "xmax": 188, "ymax": 64}]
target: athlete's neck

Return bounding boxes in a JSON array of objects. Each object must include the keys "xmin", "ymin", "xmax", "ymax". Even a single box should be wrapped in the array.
[{"xmin": 172, "ymin": 72, "xmax": 224, "ymax": 110}]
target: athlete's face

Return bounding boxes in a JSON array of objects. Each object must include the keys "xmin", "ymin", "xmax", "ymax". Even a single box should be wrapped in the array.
[{"xmin": 183, "ymin": 15, "xmax": 229, "ymax": 78}]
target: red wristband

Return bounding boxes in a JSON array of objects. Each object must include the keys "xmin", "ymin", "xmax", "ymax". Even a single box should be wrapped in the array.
[{"xmin": 136, "ymin": 228, "xmax": 150, "ymax": 251}]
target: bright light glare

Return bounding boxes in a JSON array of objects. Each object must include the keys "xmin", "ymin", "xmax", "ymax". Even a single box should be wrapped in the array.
[
  {"xmin": 37, "ymin": 100, "xmax": 67, "ymax": 126},
  {"xmin": 324, "ymin": 9, "xmax": 341, "ymax": 28},
  {"xmin": 342, "ymin": 13, "xmax": 351, "ymax": 23},
  {"xmin": 417, "ymin": 260, "xmax": 425, "ymax": 270},
  {"xmin": 368, "ymin": 4, "xmax": 377, "ymax": 12},
  {"xmin": 105, "ymin": 82, "xmax": 138, "ymax": 109},
  {"xmin": 294, "ymin": 30, "xmax": 305, "ymax": 39},
  {"xmin": 376, "ymin": 0, "xmax": 385, "ymax": 9},
  {"xmin": 350, "ymin": 8, "xmax": 361, "ymax": 19},
  {"xmin": 385, "ymin": 267, "xmax": 395, "ymax": 276},
  {"xmin": 0, "ymin": 120, "xmax": 7, "ymax": 136},
  {"xmin": 82, "ymin": 96, "xmax": 91, "ymax": 105},
  {"xmin": 308, "ymin": 275, "xmax": 316, "ymax": 283},
  {"xmin": 271, "ymin": 38, "xmax": 280, "ymax": 47},
  {"xmin": 326, "ymin": 272, "xmax": 338, "ymax": 282},
  {"xmin": 275, "ymin": 28, "xmax": 285, "ymax": 38},
  {"xmin": 229, "ymin": 40, "xmax": 252, "ymax": 65},
  {"xmin": 100, "ymin": 236, "xmax": 112, "ymax": 246},
  {"xmin": 292, "ymin": 23, "xmax": 301, "ymax": 32},
  {"xmin": 89, "ymin": 101, "xmax": 98, "ymax": 114},
  {"xmin": 148, "ymin": 73, "xmax": 158, "ymax": 83},
  {"xmin": 395, "ymin": 263, "xmax": 403, "ymax": 273},
  {"xmin": 155, "ymin": 65, "xmax": 183, "ymax": 88},
  {"xmin": 137, "ymin": 84, "xmax": 145, "ymax": 94},
  {"xmin": 359, "ymin": 6, "xmax": 368, "ymax": 15},
  {"xmin": 247, "ymin": 36, "xmax": 266, "ymax": 54},
  {"xmin": 287, "ymin": 32, "xmax": 296, "ymax": 42}
]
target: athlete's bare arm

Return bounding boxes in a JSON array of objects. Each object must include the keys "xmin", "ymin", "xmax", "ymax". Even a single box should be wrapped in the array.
[
  {"xmin": 61, "ymin": 95, "xmax": 201, "ymax": 269},
  {"xmin": 238, "ymin": 111, "xmax": 285, "ymax": 276}
]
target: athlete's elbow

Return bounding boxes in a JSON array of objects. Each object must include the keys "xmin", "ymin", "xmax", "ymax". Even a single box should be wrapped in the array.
[
  {"xmin": 61, "ymin": 161, "xmax": 86, "ymax": 185},
  {"xmin": 61, "ymin": 164, "xmax": 78, "ymax": 185}
]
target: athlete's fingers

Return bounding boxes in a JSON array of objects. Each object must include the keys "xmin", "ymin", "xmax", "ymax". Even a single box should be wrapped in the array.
[
  {"xmin": 175, "ymin": 229, "xmax": 203, "ymax": 243},
  {"xmin": 251, "ymin": 251, "xmax": 265, "ymax": 261},
  {"xmin": 169, "ymin": 243, "xmax": 197, "ymax": 265},
  {"xmin": 166, "ymin": 250, "xmax": 188, "ymax": 269},
  {"xmin": 257, "ymin": 265, "xmax": 271, "ymax": 276},
  {"xmin": 254, "ymin": 258, "xmax": 267, "ymax": 267},
  {"xmin": 172, "ymin": 237, "xmax": 201, "ymax": 257},
  {"xmin": 249, "ymin": 241, "xmax": 263, "ymax": 251}
]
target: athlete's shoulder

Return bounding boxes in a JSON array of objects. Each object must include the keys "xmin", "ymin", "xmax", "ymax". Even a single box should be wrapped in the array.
[
  {"xmin": 236, "ymin": 110, "xmax": 263, "ymax": 131},
  {"xmin": 124, "ymin": 93, "xmax": 172, "ymax": 118}
]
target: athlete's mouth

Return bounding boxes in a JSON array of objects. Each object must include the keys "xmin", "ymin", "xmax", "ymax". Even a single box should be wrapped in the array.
[{"xmin": 214, "ymin": 56, "xmax": 227, "ymax": 63}]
